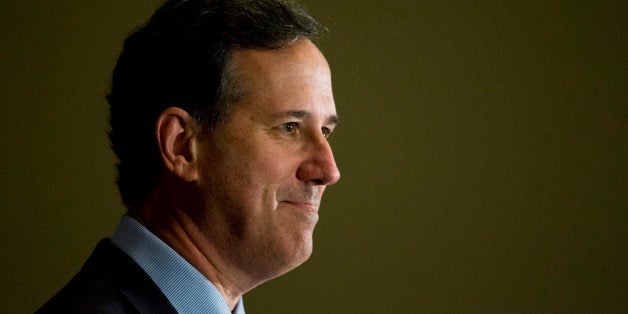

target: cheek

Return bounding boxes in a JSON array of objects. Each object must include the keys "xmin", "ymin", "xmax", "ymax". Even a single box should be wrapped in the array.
[
  {"xmin": 234, "ymin": 139, "xmax": 298, "ymax": 184},
  {"xmin": 206, "ymin": 131, "xmax": 304, "ymax": 210},
  {"xmin": 215, "ymin": 143, "xmax": 283, "ymax": 205}
]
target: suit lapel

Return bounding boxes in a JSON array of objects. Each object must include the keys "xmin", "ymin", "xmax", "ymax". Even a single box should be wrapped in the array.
[{"xmin": 84, "ymin": 239, "xmax": 177, "ymax": 313}]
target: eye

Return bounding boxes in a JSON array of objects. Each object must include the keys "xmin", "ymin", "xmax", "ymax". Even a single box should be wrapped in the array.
[{"xmin": 278, "ymin": 122, "xmax": 299, "ymax": 134}]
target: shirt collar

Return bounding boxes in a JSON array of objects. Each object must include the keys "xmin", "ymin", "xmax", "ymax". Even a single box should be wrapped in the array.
[{"xmin": 111, "ymin": 215, "xmax": 245, "ymax": 314}]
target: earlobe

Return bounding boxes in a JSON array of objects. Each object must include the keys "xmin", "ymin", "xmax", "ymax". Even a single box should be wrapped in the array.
[{"xmin": 156, "ymin": 107, "xmax": 199, "ymax": 182}]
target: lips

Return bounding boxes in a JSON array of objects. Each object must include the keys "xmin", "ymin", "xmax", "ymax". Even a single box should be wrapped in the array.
[
  {"xmin": 279, "ymin": 195, "xmax": 320, "ymax": 219},
  {"xmin": 279, "ymin": 187, "xmax": 319, "ymax": 208},
  {"xmin": 280, "ymin": 200, "xmax": 319, "ymax": 224},
  {"xmin": 283, "ymin": 199, "xmax": 318, "ymax": 208}
]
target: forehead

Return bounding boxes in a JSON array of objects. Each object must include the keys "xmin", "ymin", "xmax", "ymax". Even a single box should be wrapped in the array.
[
  {"xmin": 231, "ymin": 39, "xmax": 330, "ymax": 77},
  {"xmin": 229, "ymin": 39, "xmax": 335, "ymax": 116}
]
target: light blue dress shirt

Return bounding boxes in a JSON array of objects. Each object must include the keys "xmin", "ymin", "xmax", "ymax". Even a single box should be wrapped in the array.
[{"xmin": 111, "ymin": 215, "xmax": 245, "ymax": 314}]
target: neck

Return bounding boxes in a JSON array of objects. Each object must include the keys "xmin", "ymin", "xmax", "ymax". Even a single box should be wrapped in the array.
[{"xmin": 131, "ymin": 187, "xmax": 261, "ymax": 310}]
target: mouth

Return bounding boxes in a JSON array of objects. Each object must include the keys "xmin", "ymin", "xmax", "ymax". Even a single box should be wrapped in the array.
[
  {"xmin": 280, "ymin": 200, "xmax": 320, "ymax": 223},
  {"xmin": 282, "ymin": 200, "xmax": 319, "ymax": 212},
  {"xmin": 278, "ymin": 188, "xmax": 321, "ymax": 220}
]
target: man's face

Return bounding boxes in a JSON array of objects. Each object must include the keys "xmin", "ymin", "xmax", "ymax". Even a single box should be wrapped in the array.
[{"xmin": 195, "ymin": 39, "xmax": 340, "ymax": 279}]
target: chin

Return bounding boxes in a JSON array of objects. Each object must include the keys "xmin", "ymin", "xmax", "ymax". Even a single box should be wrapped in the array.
[
  {"xmin": 263, "ymin": 236, "xmax": 314, "ymax": 279},
  {"xmin": 270, "ymin": 254, "xmax": 312, "ymax": 280}
]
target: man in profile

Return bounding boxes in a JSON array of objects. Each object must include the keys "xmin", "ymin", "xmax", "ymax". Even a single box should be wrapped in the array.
[{"xmin": 38, "ymin": 0, "xmax": 340, "ymax": 312}]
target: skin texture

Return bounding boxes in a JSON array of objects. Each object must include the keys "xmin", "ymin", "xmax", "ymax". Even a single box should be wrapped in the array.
[{"xmin": 137, "ymin": 39, "xmax": 340, "ymax": 310}]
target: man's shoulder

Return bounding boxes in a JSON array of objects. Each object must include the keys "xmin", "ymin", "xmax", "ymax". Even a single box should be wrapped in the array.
[
  {"xmin": 37, "ymin": 239, "xmax": 175, "ymax": 314},
  {"xmin": 37, "ymin": 267, "xmax": 135, "ymax": 313}
]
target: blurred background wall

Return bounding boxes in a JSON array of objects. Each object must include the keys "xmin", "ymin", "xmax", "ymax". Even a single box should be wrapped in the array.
[{"xmin": 1, "ymin": 0, "xmax": 626, "ymax": 312}]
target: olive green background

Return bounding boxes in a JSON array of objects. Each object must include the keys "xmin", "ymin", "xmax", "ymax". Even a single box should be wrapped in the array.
[{"xmin": 1, "ymin": 1, "xmax": 626, "ymax": 313}]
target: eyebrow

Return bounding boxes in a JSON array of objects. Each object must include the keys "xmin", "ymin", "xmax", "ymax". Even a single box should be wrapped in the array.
[{"xmin": 276, "ymin": 110, "xmax": 339, "ymax": 126}]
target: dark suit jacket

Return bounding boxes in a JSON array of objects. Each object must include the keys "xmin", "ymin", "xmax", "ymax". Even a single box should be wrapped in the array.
[{"xmin": 37, "ymin": 239, "xmax": 176, "ymax": 313}]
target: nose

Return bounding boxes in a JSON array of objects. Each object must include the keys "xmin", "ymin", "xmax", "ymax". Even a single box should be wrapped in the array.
[{"xmin": 297, "ymin": 135, "xmax": 341, "ymax": 186}]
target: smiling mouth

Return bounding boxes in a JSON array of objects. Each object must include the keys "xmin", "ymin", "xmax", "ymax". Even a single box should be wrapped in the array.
[{"xmin": 282, "ymin": 200, "xmax": 319, "ymax": 216}]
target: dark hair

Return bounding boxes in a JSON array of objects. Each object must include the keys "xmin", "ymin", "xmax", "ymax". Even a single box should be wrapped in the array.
[{"xmin": 108, "ymin": 0, "xmax": 322, "ymax": 209}]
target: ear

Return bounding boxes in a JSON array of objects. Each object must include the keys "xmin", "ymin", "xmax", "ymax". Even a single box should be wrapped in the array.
[{"xmin": 155, "ymin": 107, "xmax": 199, "ymax": 182}]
